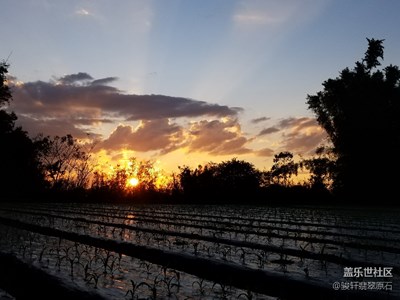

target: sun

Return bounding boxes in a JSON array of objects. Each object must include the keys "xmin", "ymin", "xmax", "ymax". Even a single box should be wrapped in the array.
[{"xmin": 127, "ymin": 177, "xmax": 139, "ymax": 187}]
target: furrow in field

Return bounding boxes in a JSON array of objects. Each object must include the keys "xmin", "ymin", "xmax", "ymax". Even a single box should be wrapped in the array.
[
  {"xmin": 14, "ymin": 203, "xmax": 400, "ymax": 235},
  {"xmin": 0, "ymin": 216, "xmax": 394, "ymax": 300},
  {"xmin": 1, "ymin": 207, "xmax": 399, "ymax": 255},
  {"xmin": 1, "ymin": 210, "xmax": 399, "ymax": 275}
]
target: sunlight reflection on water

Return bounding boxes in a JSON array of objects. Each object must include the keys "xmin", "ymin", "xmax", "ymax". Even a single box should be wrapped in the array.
[{"xmin": 126, "ymin": 214, "xmax": 135, "ymax": 219}]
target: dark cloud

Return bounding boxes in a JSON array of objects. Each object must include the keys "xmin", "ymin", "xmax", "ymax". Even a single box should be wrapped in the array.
[
  {"xmin": 277, "ymin": 117, "xmax": 297, "ymax": 128},
  {"xmin": 11, "ymin": 75, "xmax": 241, "ymax": 122},
  {"xmin": 9, "ymin": 73, "xmax": 242, "ymax": 149},
  {"xmin": 258, "ymin": 126, "xmax": 280, "ymax": 136},
  {"xmin": 58, "ymin": 72, "xmax": 93, "ymax": 85},
  {"xmin": 187, "ymin": 118, "xmax": 252, "ymax": 155},
  {"xmin": 91, "ymin": 77, "xmax": 119, "ymax": 86},
  {"xmin": 121, "ymin": 95, "xmax": 241, "ymax": 120},
  {"xmin": 100, "ymin": 119, "xmax": 184, "ymax": 153},
  {"xmin": 16, "ymin": 115, "xmax": 99, "ymax": 139},
  {"xmin": 251, "ymin": 116, "xmax": 270, "ymax": 124}
]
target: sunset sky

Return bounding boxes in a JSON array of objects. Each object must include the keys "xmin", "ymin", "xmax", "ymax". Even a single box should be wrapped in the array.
[{"xmin": 1, "ymin": 0, "xmax": 400, "ymax": 174}]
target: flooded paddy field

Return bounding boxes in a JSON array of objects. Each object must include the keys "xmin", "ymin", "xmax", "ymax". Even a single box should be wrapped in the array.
[{"xmin": 0, "ymin": 203, "xmax": 398, "ymax": 299}]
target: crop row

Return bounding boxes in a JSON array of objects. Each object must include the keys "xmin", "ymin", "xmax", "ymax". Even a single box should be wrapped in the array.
[
  {"xmin": 2, "ymin": 206, "xmax": 399, "ymax": 250},
  {"xmin": 1, "ymin": 207, "xmax": 400, "ymax": 258},
  {"xmin": 13, "ymin": 203, "xmax": 400, "ymax": 233}
]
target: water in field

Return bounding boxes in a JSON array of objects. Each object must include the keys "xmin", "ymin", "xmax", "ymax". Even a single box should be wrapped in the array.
[{"xmin": 0, "ymin": 203, "xmax": 399, "ymax": 299}]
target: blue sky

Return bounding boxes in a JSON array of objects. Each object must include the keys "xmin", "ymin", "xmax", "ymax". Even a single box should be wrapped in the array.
[{"xmin": 1, "ymin": 0, "xmax": 400, "ymax": 172}]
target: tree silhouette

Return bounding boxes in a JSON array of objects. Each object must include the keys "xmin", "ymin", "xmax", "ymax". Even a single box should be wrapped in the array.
[
  {"xmin": 134, "ymin": 159, "xmax": 159, "ymax": 192},
  {"xmin": 0, "ymin": 61, "xmax": 45, "ymax": 199},
  {"xmin": 300, "ymin": 146, "xmax": 336, "ymax": 191},
  {"xmin": 0, "ymin": 61, "xmax": 15, "ymax": 133},
  {"xmin": 215, "ymin": 158, "xmax": 261, "ymax": 196},
  {"xmin": 0, "ymin": 62, "xmax": 12, "ymax": 106},
  {"xmin": 178, "ymin": 159, "xmax": 261, "ymax": 203},
  {"xmin": 307, "ymin": 39, "xmax": 400, "ymax": 202},
  {"xmin": 89, "ymin": 157, "xmax": 167, "ymax": 202},
  {"xmin": 39, "ymin": 134, "xmax": 94, "ymax": 190},
  {"xmin": 268, "ymin": 152, "xmax": 298, "ymax": 187}
]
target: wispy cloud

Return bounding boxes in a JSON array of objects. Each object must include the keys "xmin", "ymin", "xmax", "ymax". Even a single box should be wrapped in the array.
[
  {"xmin": 233, "ymin": 0, "xmax": 330, "ymax": 31},
  {"xmin": 233, "ymin": 13, "xmax": 273, "ymax": 25},
  {"xmin": 251, "ymin": 116, "xmax": 270, "ymax": 124},
  {"xmin": 255, "ymin": 116, "xmax": 326, "ymax": 155},
  {"xmin": 278, "ymin": 117, "xmax": 326, "ymax": 154},
  {"xmin": 233, "ymin": 1, "xmax": 297, "ymax": 28},
  {"xmin": 75, "ymin": 8, "xmax": 91, "ymax": 16}
]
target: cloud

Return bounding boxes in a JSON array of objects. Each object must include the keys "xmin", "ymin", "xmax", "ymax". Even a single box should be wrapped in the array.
[
  {"xmin": 8, "ymin": 72, "xmax": 326, "ymax": 163},
  {"xmin": 258, "ymin": 126, "xmax": 280, "ymax": 136},
  {"xmin": 278, "ymin": 117, "xmax": 311, "ymax": 129},
  {"xmin": 75, "ymin": 8, "xmax": 91, "ymax": 16},
  {"xmin": 16, "ymin": 115, "xmax": 99, "ymax": 139},
  {"xmin": 253, "ymin": 116, "xmax": 326, "ymax": 156},
  {"xmin": 257, "ymin": 116, "xmax": 320, "ymax": 136},
  {"xmin": 72, "ymin": 118, "xmax": 114, "ymax": 126},
  {"xmin": 233, "ymin": 1, "xmax": 298, "ymax": 27},
  {"xmin": 98, "ymin": 117, "xmax": 256, "ymax": 157},
  {"xmin": 91, "ymin": 77, "xmax": 118, "ymax": 86},
  {"xmin": 9, "ymin": 73, "xmax": 242, "ymax": 145},
  {"xmin": 100, "ymin": 119, "xmax": 184, "ymax": 154},
  {"xmin": 11, "ymin": 74, "xmax": 240, "ymax": 122},
  {"xmin": 234, "ymin": 13, "xmax": 272, "ymax": 25},
  {"xmin": 277, "ymin": 117, "xmax": 326, "ymax": 154},
  {"xmin": 58, "ymin": 72, "xmax": 93, "ymax": 85},
  {"xmin": 232, "ymin": 0, "xmax": 330, "ymax": 35},
  {"xmin": 187, "ymin": 118, "xmax": 252, "ymax": 155},
  {"xmin": 282, "ymin": 130, "xmax": 326, "ymax": 155},
  {"xmin": 251, "ymin": 116, "xmax": 270, "ymax": 124},
  {"xmin": 255, "ymin": 147, "xmax": 274, "ymax": 157}
]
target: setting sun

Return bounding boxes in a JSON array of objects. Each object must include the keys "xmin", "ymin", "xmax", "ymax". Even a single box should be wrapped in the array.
[{"xmin": 127, "ymin": 177, "xmax": 139, "ymax": 187}]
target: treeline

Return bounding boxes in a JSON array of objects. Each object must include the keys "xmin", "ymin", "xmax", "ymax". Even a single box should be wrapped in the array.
[
  {"xmin": 175, "ymin": 153, "xmax": 334, "ymax": 204},
  {"xmin": 75, "ymin": 151, "xmax": 335, "ymax": 204}
]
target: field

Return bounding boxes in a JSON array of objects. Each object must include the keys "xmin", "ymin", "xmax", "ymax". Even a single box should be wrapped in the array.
[{"xmin": 0, "ymin": 203, "xmax": 399, "ymax": 299}]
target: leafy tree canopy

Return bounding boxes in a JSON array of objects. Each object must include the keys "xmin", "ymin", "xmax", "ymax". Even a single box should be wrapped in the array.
[
  {"xmin": 307, "ymin": 38, "xmax": 400, "ymax": 200},
  {"xmin": 0, "ymin": 61, "xmax": 46, "ymax": 198}
]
